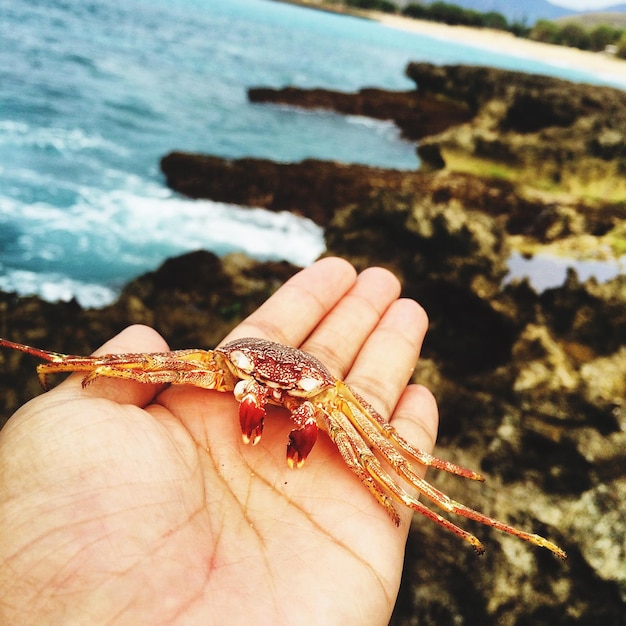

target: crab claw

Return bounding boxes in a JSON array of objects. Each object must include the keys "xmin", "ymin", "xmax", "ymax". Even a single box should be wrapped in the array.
[
  {"xmin": 238, "ymin": 395, "xmax": 265, "ymax": 445},
  {"xmin": 234, "ymin": 379, "xmax": 268, "ymax": 445},
  {"xmin": 287, "ymin": 420, "xmax": 318, "ymax": 469}
]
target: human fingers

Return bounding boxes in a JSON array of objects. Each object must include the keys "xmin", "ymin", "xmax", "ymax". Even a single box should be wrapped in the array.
[
  {"xmin": 345, "ymin": 297, "xmax": 428, "ymax": 420},
  {"xmin": 53, "ymin": 324, "xmax": 170, "ymax": 407},
  {"xmin": 341, "ymin": 299, "xmax": 437, "ymax": 528},
  {"xmin": 390, "ymin": 383, "xmax": 439, "ymax": 460},
  {"xmin": 386, "ymin": 383, "xmax": 440, "ymax": 527},
  {"xmin": 221, "ymin": 256, "xmax": 357, "ymax": 347},
  {"xmin": 300, "ymin": 266, "xmax": 401, "ymax": 378}
]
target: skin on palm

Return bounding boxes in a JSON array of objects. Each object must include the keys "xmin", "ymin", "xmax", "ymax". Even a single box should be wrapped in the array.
[
  {"xmin": 0, "ymin": 326, "xmax": 566, "ymax": 562},
  {"xmin": 0, "ymin": 260, "xmax": 425, "ymax": 625}
]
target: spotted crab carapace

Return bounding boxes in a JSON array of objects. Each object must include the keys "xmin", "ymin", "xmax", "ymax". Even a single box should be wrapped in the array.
[{"xmin": 0, "ymin": 336, "xmax": 566, "ymax": 559}]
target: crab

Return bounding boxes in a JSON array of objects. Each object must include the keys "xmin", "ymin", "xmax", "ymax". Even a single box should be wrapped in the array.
[{"xmin": 0, "ymin": 335, "xmax": 566, "ymax": 559}]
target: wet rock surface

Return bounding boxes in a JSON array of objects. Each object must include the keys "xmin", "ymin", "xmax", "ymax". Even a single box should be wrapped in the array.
[
  {"xmin": 160, "ymin": 152, "xmax": 624, "ymax": 259},
  {"xmin": 248, "ymin": 85, "xmax": 473, "ymax": 140},
  {"xmin": 3, "ymin": 63, "xmax": 626, "ymax": 625},
  {"xmin": 160, "ymin": 152, "xmax": 423, "ymax": 226},
  {"xmin": 406, "ymin": 63, "xmax": 626, "ymax": 197}
]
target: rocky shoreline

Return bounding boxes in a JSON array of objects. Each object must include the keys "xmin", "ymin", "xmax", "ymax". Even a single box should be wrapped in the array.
[{"xmin": 1, "ymin": 64, "xmax": 625, "ymax": 624}]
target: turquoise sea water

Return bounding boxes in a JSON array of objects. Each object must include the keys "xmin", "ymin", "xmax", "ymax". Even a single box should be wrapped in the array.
[{"xmin": 1, "ymin": 0, "xmax": 624, "ymax": 305}]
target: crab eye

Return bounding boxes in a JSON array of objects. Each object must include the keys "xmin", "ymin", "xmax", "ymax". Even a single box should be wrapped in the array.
[
  {"xmin": 298, "ymin": 376, "xmax": 322, "ymax": 393},
  {"xmin": 229, "ymin": 350, "xmax": 254, "ymax": 374}
]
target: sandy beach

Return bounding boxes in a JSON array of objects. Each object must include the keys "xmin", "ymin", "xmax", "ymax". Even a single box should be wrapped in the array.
[{"xmin": 375, "ymin": 14, "xmax": 626, "ymax": 88}]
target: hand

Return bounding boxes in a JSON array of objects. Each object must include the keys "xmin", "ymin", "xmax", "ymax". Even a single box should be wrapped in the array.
[{"xmin": 0, "ymin": 257, "xmax": 437, "ymax": 625}]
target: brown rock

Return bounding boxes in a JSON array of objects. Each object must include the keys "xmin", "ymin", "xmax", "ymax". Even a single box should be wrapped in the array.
[
  {"xmin": 324, "ymin": 187, "xmax": 517, "ymax": 377},
  {"xmin": 248, "ymin": 85, "xmax": 473, "ymax": 140},
  {"xmin": 160, "ymin": 152, "xmax": 423, "ymax": 226},
  {"xmin": 407, "ymin": 63, "xmax": 626, "ymax": 196}
]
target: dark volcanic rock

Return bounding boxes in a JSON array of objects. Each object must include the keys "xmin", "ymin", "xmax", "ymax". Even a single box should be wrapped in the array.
[
  {"xmin": 162, "ymin": 147, "xmax": 621, "ymax": 251},
  {"xmin": 325, "ymin": 188, "xmax": 509, "ymax": 294},
  {"xmin": 160, "ymin": 152, "xmax": 423, "ymax": 226},
  {"xmin": 248, "ymin": 86, "xmax": 473, "ymax": 140},
  {"xmin": 406, "ymin": 63, "xmax": 626, "ymax": 194},
  {"xmin": 406, "ymin": 62, "xmax": 624, "ymax": 126},
  {"xmin": 324, "ymin": 188, "xmax": 514, "ymax": 376},
  {"xmin": 246, "ymin": 64, "xmax": 626, "ymax": 197}
]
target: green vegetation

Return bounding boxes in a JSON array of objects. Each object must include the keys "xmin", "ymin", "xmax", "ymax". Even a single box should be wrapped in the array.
[
  {"xmin": 618, "ymin": 32, "xmax": 626, "ymax": 59},
  {"xmin": 402, "ymin": 2, "xmax": 519, "ymax": 33},
  {"xmin": 529, "ymin": 18, "xmax": 625, "ymax": 53},
  {"xmin": 333, "ymin": 0, "xmax": 626, "ymax": 58},
  {"xmin": 344, "ymin": 0, "xmax": 397, "ymax": 12}
]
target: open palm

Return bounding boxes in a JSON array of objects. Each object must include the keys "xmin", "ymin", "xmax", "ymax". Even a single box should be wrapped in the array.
[{"xmin": 0, "ymin": 258, "xmax": 437, "ymax": 625}]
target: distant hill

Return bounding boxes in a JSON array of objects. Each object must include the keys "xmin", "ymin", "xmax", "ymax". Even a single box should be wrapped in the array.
[{"xmin": 556, "ymin": 9, "xmax": 626, "ymax": 29}]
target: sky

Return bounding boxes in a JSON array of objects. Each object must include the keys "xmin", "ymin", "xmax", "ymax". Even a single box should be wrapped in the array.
[{"xmin": 549, "ymin": 0, "xmax": 625, "ymax": 9}]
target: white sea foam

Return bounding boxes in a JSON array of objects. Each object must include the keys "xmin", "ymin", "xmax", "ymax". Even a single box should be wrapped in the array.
[
  {"xmin": 0, "ymin": 120, "xmax": 128, "ymax": 156},
  {"xmin": 0, "ymin": 181, "xmax": 326, "ymax": 306},
  {"xmin": 0, "ymin": 269, "xmax": 118, "ymax": 308},
  {"xmin": 86, "ymin": 185, "xmax": 327, "ymax": 270}
]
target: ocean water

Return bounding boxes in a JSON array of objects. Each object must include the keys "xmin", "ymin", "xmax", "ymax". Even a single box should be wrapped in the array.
[{"xmin": 1, "ymin": 0, "xmax": 624, "ymax": 306}]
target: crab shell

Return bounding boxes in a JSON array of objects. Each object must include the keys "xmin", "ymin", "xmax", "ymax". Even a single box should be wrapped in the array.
[{"xmin": 216, "ymin": 338, "xmax": 335, "ymax": 468}]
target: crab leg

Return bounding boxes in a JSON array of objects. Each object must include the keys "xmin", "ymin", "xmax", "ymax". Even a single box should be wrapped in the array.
[
  {"xmin": 392, "ymin": 451, "xmax": 567, "ymax": 558},
  {"xmin": 336, "ymin": 390, "xmax": 567, "ymax": 559},
  {"xmin": 0, "ymin": 339, "xmax": 236, "ymax": 392},
  {"xmin": 338, "ymin": 382, "xmax": 484, "ymax": 481},
  {"xmin": 316, "ymin": 408, "xmax": 402, "ymax": 525},
  {"xmin": 318, "ymin": 406, "xmax": 488, "ymax": 552}
]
